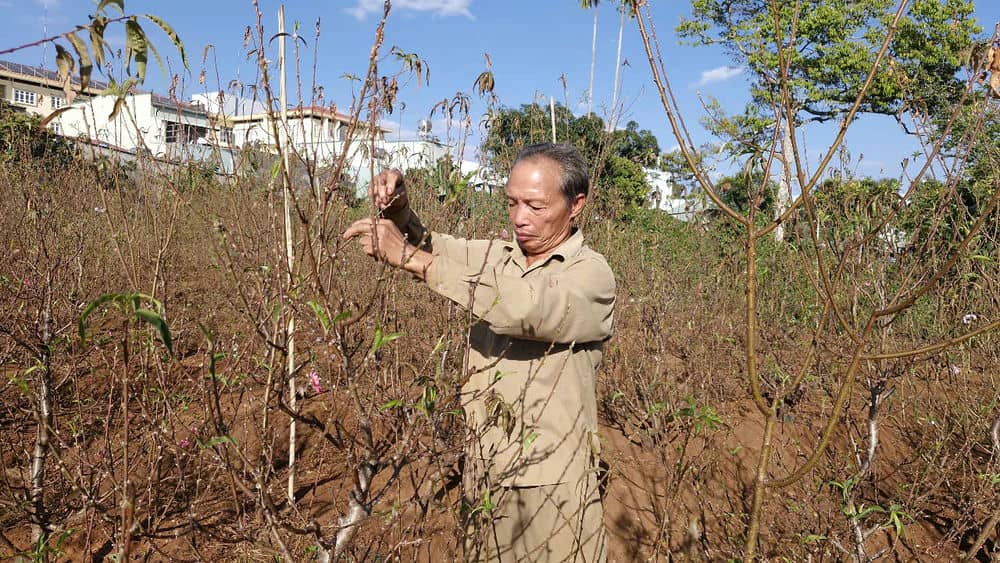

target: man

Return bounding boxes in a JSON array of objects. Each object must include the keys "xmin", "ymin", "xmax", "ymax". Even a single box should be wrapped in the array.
[{"xmin": 342, "ymin": 143, "xmax": 614, "ymax": 562}]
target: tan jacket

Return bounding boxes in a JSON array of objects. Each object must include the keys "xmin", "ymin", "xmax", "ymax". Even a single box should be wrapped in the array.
[{"xmin": 392, "ymin": 208, "xmax": 616, "ymax": 487}]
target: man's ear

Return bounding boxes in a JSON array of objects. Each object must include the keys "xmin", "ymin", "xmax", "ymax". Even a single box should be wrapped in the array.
[{"xmin": 569, "ymin": 193, "xmax": 587, "ymax": 220}]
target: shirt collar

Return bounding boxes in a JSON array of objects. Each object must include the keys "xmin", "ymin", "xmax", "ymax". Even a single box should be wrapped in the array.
[{"xmin": 502, "ymin": 228, "xmax": 584, "ymax": 271}]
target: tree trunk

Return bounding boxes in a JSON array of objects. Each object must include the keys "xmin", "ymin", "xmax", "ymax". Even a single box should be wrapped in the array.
[
  {"xmin": 774, "ymin": 118, "xmax": 794, "ymax": 241},
  {"xmin": 29, "ymin": 278, "xmax": 53, "ymax": 554}
]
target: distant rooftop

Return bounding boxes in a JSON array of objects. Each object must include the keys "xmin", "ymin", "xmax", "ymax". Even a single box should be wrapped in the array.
[
  {"xmin": 0, "ymin": 59, "xmax": 109, "ymax": 92},
  {"xmin": 150, "ymin": 91, "xmax": 206, "ymax": 114},
  {"xmin": 191, "ymin": 91, "xmax": 268, "ymax": 117}
]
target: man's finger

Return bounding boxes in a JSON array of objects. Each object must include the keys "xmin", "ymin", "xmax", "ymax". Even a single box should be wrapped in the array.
[{"xmin": 342, "ymin": 219, "xmax": 373, "ymax": 240}]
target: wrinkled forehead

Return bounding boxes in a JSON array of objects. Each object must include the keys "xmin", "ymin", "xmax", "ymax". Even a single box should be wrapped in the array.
[{"xmin": 505, "ymin": 157, "xmax": 563, "ymax": 198}]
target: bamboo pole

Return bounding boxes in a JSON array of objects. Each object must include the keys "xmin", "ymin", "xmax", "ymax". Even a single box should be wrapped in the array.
[
  {"xmin": 588, "ymin": 6, "xmax": 597, "ymax": 117},
  {"xmin": 278, "ymin": 4, "xmax": 298, "ymax": 505},
  {"xmin": 550, "ymin": 96, "xmax": 556, "ymax": 142},
  {"xmin": 609, "ymin": 2, "xmax": 624, "ymax": 132}
]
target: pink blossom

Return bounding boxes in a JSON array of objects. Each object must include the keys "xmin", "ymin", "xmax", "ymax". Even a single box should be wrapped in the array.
[
  {"xmin": 950, "ymin": 365, "xmax": 961, "ymax": 376},
  {"xmin": 308, "ymin": 370, "xmax": 323, "ymax": 394},
  {"xmin": 962, "ymin": 313, "xmax": 978, "ymax": 325},
  {"xmin": 179, "ymin": 438, "xmax": 191, "ymax": 448}
]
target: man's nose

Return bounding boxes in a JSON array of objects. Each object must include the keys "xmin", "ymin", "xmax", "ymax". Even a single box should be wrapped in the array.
[{"xmin": 510, "ymin": 205, "xmax": 530, "ymax": 226}]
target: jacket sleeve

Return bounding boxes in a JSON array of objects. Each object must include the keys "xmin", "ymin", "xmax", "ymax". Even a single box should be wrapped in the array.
[
  {"xmin": 425, "ymin": 250, "xmax": 616, "ymax": 344},
  {"xmin": 383, "ymin": 207, "xmax": 431, "ymax": 250}
]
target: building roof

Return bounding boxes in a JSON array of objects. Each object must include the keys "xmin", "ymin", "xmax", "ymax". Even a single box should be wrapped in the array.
[
  {"xmin": 223, "ymin": 104, "xmax": 357, "ymax": 124},
  {"xmin": 0, "ymin": 59, "xmax": 109, "ymax": 93},
  {"xmin": 221, "ymin": 103, "xmax": 390, "ymax": 133},
  {"xmin": 286, "ymin": 104, "xmax": 355, "ymax": 122},
  {"xmin": 190, "ymin": 92, "xmax": 268, "ymax": 117},
  {"xmin": 149, "ymin": 91, "xmax": 208, "ymax": 115},
  {"xmin": 2, "ymin": 59, "xmax": 203, "ymax": 115}
]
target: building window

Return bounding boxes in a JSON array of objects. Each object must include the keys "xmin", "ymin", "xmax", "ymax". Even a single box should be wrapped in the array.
[
  {"xmin": 51, "ymin": 96, "xmax": 66, "ymax": 109},
  {"xmin": 14, "ymin": 89, "xmax": 38, "ymax": 106},
  {"xmin": 330, "ymin": 122, "xmax": 343, "ymax": 142},
  {"xmin": 50, "ymin": 122, "xmax": 62, "ymax": 135},
  {"xmin": 165, "ymin": 121, "xmax": 181, "ymax": 143},
  {"xmin": 164, "ymin": 120, "xmax": 207, "ymax": 144},
  {"xmin": 220, "ymin": 127, "xmax": 234, "ymax": 145}
]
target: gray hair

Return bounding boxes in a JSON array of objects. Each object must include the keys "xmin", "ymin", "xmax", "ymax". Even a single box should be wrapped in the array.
[{"xmin": 512, "ymin": 143, "xmax": 590, "ymax": 204}]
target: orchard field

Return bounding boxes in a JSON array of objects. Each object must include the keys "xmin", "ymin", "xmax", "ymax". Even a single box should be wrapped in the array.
[{"xmin": 2, "ymin": 1, "xmax": 1000, "ymax": 560}]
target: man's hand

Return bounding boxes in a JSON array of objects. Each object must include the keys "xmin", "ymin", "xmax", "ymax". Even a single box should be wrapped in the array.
[
  {"xmin": 371, "ymin": 169, "xmax": 408, "ymax": 214},
  {"xmin": 342, "ymin": 218, "xmax": 433, "ymax": 279}
]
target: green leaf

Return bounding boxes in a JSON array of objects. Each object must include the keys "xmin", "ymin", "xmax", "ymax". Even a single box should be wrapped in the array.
[
  {"xmin": 523, "ymin": 431, "xmax": 540, "ymax": 449},
  {"xmin": 370, "ymin": 326, "xmax": 403, "ymax": 355},
  {"xmin": 96, "ymin": 0, "xmax": 124, "ymax": 15},
  {"xmin": 79, "ymin": 293, "xmax": 122, "ymax": 344},
  {"xmin": 8, "ymin": 372, "xmax": 29, "ymax": 395},
  {"xmin": 200, "ymin": 435, "xmax": 236, "ymax": 449},
  {"xmin": 89, "ymin": 17, "xmax": 108, "ymax": 69},
  {"xmin": 143, "ymin": 13, "xmax": 188, "ymax": 69},
  {"xmin": 54, "ymin": 44, "xmax": 75, "ymax": 84},
  {"xmin": 333, "ymin": 310, "xmax": 352, "ymax": 323},
  {"xmin": 23, "ymin": 361, "xmax": 47, "ymax": 378},
  {"xmin": 306, "ymin": 300, "xmax": 330, "ymax": 331},
  {"xmin": 380, "ymin": 399, "xmax": 404, "ymax": 410},
  {"xmin": 854, "ymin": 503, "xmax": 885, "ymax": 521},
  {"xmin": 134, "ymin": 308, "xmax": 173, "ymax": 354},
  {"xmin": 886, "ymin": 504, "xmax": 912, "ymax": 536},
  {"xmin": 66, "ymin": 32, "xmax": 93, "ymax": 92},
  {"xmin": 125, "ymin": 18, "xmax": 149, "ymax": 81}
]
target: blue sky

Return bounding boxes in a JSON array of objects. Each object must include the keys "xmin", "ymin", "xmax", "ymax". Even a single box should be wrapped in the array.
[{"xmin": 2, "ymin": 0, "xmax": 999, "ymax": 179}]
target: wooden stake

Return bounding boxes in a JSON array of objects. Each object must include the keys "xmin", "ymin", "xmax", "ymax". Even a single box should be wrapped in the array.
[{"xmin": 278, "ymin": 4, "xmax": 298, "ymax": 505}]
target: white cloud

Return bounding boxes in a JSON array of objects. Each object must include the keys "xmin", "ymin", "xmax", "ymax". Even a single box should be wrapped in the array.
[
  {"xmin": 696, "ymin": 65, "xmax": 743, "ymax": 86},
  {"xmin": 348, "ymin": 0, "xmax": 472, "ymax": 21},
  {"xmin": 34, "ymin": 0, "xmax": 60, "ymax": 9}
]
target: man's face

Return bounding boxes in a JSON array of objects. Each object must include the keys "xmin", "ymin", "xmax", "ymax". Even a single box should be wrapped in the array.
[{"xmin": 505, "ymin": 157, "xmax": 586, "ymax": 261}]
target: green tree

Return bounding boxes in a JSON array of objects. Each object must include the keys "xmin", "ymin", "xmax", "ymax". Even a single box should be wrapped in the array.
[
  {"xmin": 678, "ymin": 0, "xmax": 978, "ymax": 123},
  {"xmin": 597, "ymin": 154, "xmax": 649, "ymax": 212},
  {"xmin": 615, "ymin": 120, "xmax": 660, "ymax": 167},
  {"xmin": 677, "ymin": 0, "xmax": 981, "ymax": 239},
  {"xmin": 481, "ymin": 102, "xmax": 578, "ymax": 169},
  {"xmin": 0, "ymin": 100, "xmax": 76, "ymax": 163},
  {"xmin": 659, "ymin": 147, "xmax": 713, "ymax": 198},
  {"xmin": 482, "ymin": 102, "xmax": 658, "ymax": 215}
]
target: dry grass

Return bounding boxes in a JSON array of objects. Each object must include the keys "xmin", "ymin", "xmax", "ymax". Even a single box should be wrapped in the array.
[{"xmin": 0, "ymin": 106, "xmax": 999, "ymax": 562}]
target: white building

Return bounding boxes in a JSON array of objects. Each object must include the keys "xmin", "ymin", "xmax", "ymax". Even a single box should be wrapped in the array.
[
  {"xmin": 55, "ymin": 92, "xmax": 225, "ymax": 165},
  {"xmin": 190, "ymin": 92, "xmax": 460, "ymax": 191},
  {"xmin": 645, "ymin": 167, "xmax": 708, "ymax": 221},
  {"xmin": 1, "ymin": 59, "xmax": 105, "ymax": 133},
  {"xmin": 5, "ymin": 60, "xmax": 462, "ymax": 182}
]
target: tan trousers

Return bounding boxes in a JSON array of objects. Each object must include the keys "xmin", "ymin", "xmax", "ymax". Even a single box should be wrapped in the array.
[{"xmin": 466, "ymin": 475, "xmax": 607, "ymax": 562}]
